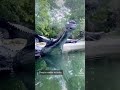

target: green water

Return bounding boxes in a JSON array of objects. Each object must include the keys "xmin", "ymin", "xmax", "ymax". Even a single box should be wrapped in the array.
[{"xmin": 35, "ymin": 51, "xmax": 85, "ymax": 90}]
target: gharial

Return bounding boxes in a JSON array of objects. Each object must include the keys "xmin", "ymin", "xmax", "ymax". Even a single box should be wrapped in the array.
[
  {"xmin": 35, "ymin": 20, "xmax": 77, "ymax": 58},
  {"xmin": 0, "ymin": 19, "xmax": 77, "ymax": 71},
  {"xmin": 0, "ymin": 18, "xmax": 35, "ymax": 72}
]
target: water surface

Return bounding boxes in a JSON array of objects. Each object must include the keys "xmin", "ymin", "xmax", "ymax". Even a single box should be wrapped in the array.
[
  {"xmin": 86, "ymin": 55, "xmax": 120, "ymax": 90},
  {"xmin": 36, "ymin": 51, "xmax": 85, "ymax": 90}
]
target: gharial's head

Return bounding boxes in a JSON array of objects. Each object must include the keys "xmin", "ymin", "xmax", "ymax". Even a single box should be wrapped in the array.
[{"xmin": 65, "ymin": 20, "xmax": 77, "ymax": 31}]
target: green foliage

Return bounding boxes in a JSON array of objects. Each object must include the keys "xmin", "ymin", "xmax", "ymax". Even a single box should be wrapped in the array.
[
  {"xmin": 35, "ymin": 0, "xmax": 50, "ymax": 36},
  {"xmin": 65, "ymin": 0, "xmax": 85, "ymax": 20},
  {"xmin": 0, "ymin": 0, "xmax": 34, "ymax": 25},
  {"xmin": 36, "ymin": 0, "xmax": 85, "ymax": 38},
  {"xmin": 87, "ymin": 0, "xmax": 117, "ymax": 32},
  {"xmin": 72, "ymin": 18, "xmax": 85, "ymax": 39},
  {"xmin": 91, "ymin": 8, "xmax": 108, "ymax": 23}
]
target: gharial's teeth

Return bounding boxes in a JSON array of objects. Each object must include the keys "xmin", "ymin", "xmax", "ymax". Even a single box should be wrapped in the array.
[{"xmin": 8, "ymin": 22, "xmax": 35, "ymax": 34}]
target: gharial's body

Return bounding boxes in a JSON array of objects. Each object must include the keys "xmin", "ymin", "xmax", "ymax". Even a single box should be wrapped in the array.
[
  {"xmin": 35, "ymin": 20, "xmax": 77, "ymax": 58},
  {"xmin": 0, "ymin": 18, "xmax": 35, "ymax": 72}
]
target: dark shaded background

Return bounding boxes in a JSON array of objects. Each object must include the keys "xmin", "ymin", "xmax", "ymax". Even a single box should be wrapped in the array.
[
  {"xmin": 86, "ymin": 0, "xmax": 120, "ymax": 90},
  {"xmin": 0, "ymin": 0, "xmax": 35, "ymax": 90}
]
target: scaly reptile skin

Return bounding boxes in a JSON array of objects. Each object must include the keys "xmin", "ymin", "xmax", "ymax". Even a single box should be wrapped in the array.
[
  {"xmin": 0, "ymin": 19, "xmax": 33, "ymax": 72},
  {"xmin": 0, "ymin": 19, "xmax": 34, "ymax": 56},
  {"xmin": 0, "ymin": 18, "xmax": 35, "ymax": 40},
  {"xmin": 36, "ymin": 20, "xmax": 77, "ymax": 57}
]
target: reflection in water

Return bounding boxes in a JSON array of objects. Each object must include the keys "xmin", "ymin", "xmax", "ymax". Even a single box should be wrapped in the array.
[
  {"xmin": 86, "ymin": 56, "xmax": 120, "ymax": 90},
  {"xmin": 36, "ymin": 51, "xmax": 85, "ymax": 90}
]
